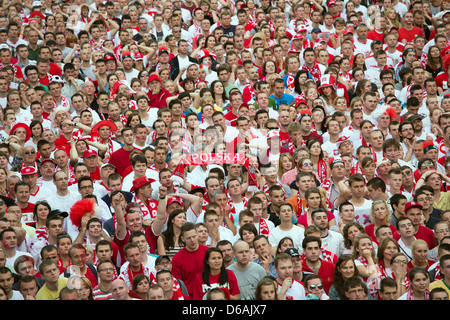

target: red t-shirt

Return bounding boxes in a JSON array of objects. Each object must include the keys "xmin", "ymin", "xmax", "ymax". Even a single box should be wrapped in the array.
[
  {"xmin": 224, "ymin": 110, "xmax": 238, "ymax": 127},
  {"xmin": 54, "ymin": 135, "xmax": 71, "ymax": 156},
  {"xmin": 20, "ymin": 202, "xmax": 36, "ymax": 226},
  {"xmin": 398, "ymin": 26, "xmax": 424, "ymax": 44},
  {"xmin": 367, "ymin": 29, "xmax": 385, "ymax": 43},
  {"xmin": 171, "ymin": 244, "xmax": 209, "ymax": 297},
  {"xmin": 192, "ymin": 269, "xmax": 240, "ymax": 300},
  {"xmin": 108, "ymin": 147, "xmax": 138, "ymax": 177},
  {"xmin": 114, "ymin": 225, "xmax": 159, "ymax": 263}
]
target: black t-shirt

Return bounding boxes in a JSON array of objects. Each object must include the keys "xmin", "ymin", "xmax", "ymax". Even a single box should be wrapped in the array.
[{"xmin": 220, "ymin": 25, "xmax": 236, "ymax": 38}]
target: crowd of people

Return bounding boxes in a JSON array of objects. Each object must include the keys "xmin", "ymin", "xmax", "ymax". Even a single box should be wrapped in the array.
[{"xmin": 0, "ymin": 0, "xmax": 449, "ymax": 303}]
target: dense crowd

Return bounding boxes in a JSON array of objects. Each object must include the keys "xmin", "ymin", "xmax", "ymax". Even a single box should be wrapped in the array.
[{"xmin": 0, "ymin": 0, "xmax": 449, "ymax": 303}]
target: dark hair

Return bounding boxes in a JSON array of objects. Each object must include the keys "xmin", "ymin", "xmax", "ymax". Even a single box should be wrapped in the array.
[{"xmin": 201, "ymin": 247, "xmax": 229, "ymax": 287}]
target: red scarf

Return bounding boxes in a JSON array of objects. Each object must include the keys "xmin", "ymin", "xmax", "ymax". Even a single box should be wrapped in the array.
[
  {"xmin": 317, "ymin": 159, "xmax": 327, "ymax": 184},
  {"xmin": 301, "ymin": 62, "xmax": 322, "ymax": 84},
  {"xmin": 256, "ymin": 218, "xmax": 270, "ymax": 236},
  {"xmin": 132, "ymin": 195, "xmax": 159, "ymax": 220}
]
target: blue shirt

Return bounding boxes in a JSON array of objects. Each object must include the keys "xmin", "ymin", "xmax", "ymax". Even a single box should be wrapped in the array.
[{"xmin": 269, "ymin": 93, "xmax": 294, "ymax": 109}]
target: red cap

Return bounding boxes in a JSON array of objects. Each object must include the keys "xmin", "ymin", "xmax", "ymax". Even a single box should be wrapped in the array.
[
  {"xmin": 83, "ymin": 149, "xmax": 98, "ymax": 158},
  {"xmin": 130, "ymin": 176, "xmax": 156, "ymax": 193},
  {"xmin": 21, "ymin": 166, "xmax": 37, "ymax": 176},
  {"xmin": 167, "ymin": 197, "xmax": 183, "ymax": 207},
  {"xmin": 147, "ymin": 74, "xmax": 162, "ymax": 84},
  {"xmin": 405, "ymin": 201, "xmax": 423, "ymax": 213}
]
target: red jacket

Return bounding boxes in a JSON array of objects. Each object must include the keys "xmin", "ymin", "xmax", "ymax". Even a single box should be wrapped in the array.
[{"xmin": 147, "ymin": 87, "xmax": 172, "ymax": 109}]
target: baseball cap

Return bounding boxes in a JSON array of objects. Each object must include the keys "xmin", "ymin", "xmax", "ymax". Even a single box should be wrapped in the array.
[
  {"xmin": 405, "ymin": 201, "xmax": 422, "ymax": 213},
  {"xmin": 21, "ymin": 166, "xmax": 37, "ymax": 176},
  {"xmin": 83, "ymin": 149, "xmax": 98, "ymax": 158},
  {"xmin": 284, "ymin": 248, "xmax": 300, "ymax": 257},
  {"xmin": 148, "ymin": 74, "xmax": 162, "ymax": 83}
]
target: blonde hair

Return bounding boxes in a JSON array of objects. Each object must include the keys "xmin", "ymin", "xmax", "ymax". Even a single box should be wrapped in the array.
[{"xmin": 370, "ymin": 199, "xmax": 391, "ymax": 225}]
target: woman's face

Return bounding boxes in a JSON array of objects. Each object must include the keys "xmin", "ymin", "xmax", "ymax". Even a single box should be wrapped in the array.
[
  {"xmin": 357, "ymin": 238, "xmax": 373, "ymax": 255},
  {"xmin": 242, "ymin": 230, "xmax": 255, "ymax": 243},
  {"xmin": 260, "ymin": 284, "xmax": 276, "ymax": 300},
  {"xmin": 338, "ymin": 260, "xmax": 355, "ymax": 280},
  {"xmin": 31, "ymin": 124, "xmax": 42, "ymax": 138},
  {"xmin": 383, "ymin": 241, "xmax": 399, "ymax": 262},
  {"xmin": 335, "ymin": 98, "xmax": 347, "ymax": 111},
  {"xmin": 136, "ymin": 277, "xmax": 150, "ymax": 294},
  {"xmin": 430, "ymin": 47, "xmax": 440, "ymax": 58},
  {"xmin": 207, "ymin": 251, "xmax": 223, "ymax": 272},
  {"xmin": 214, "ymin": 82, "xmax": 224, "ymax": 94},
  {"xmin": 347, "ymin": 225, "xmax": 362, "ymax": 242},
  {"xmin": 171, "ymin": 212, "xmax": 186, "ymax": 228},
  {"xmin": 279, "ymin": 239, "xmax": 294, "ymax": 253},
  {"xmin": 164, "ymin": 81, "xmax": 175, "ymax": 93},
  {"xmin": 412, "ymin": 243, "xmax": 428, "ymax": 263},
  {"xmin": 160, "ymin": 69, "xmax": 170, "ymax": 81},
  {"xmin": 131, "ymin": 81, "xmax": 141, "ymax": 92},
  {"xmin": 307, "ymin": 192, "xmax": 321, "ymax": 209},
  {"xmin": 36, "ymin": 204, "xmax": 50, "ymax": 222},
  {"xmin": 411, "ymin": 272, "xmax": 429, "ymax": 293},
  {"xmin": 265, "ymin": 62, "xmax": 276, "ymax": 75},
  {"xmin": 307, "ymin": 88, "xmax": 318, "ymax": 101},
  {"xmin": 57, "ymin": 238, "xmax": 72, "ymax": 254},
  {"xmin": 363, "ymin": 161, "xmax": 375, "ymax": 176},
  {"xmin": 356, "ymin": 54, "xmax": 365, "ymax": 66},
  {"xmin": 281, "ymin": 156, "xmax": 293, "ymax": 171},
  {"xmin": 301, "ymin": 159, "xmax": 314, "ymax": 172},
  {"xmin": 354, "ymin": 70, "xmax": 364, "ymax": 81},
  {"xmin": 372, "ymin": 203, "xmax": 388, "ymax": 221}
]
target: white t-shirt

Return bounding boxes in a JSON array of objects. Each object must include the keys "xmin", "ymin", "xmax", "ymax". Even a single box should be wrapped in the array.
[
  {"xmin": 268, "ymin": 225, "xmax": 305, "ymax": 252},
  {"xmin": 351, "ymin": 198, "xmax": 373, "ymax": 227},
  {"xmin": 277, "ymin": 279, "xmax": 306, "ymax": 300}
]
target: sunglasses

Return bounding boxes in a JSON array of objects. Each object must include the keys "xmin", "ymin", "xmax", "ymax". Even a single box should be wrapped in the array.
[{"xmin": 308, "ymin": 284, "xmax": 323, "ymax": 290}]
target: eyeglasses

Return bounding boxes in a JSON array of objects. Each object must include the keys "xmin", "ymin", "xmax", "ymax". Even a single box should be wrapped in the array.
[
  {"xmin": 99, "ymin": 268, "xmax": 115, "ymax": 272},
  {"xmin": 347, "ymin": 288, "xmax": 365, "ymax": 295},
  {"xmin": 393, "ymin": 260, "xmax": 408, "ymax": 264},
  {"xmin": 303, "ymin": 162, "xmax": 314, "ymax": 167},
  {"xmin": 267, "ymin": 127, "xmax": 278, "ymax": 130},
  {"xmin": 173, "ymin": 29, "xmax": 181, "ymax": 33},
  {"xmin": 157, "ymin": 261, "xmax": 171, "ymax": 266},
  {"xmin": 401, "ymin": 170, "xmax": 411, "ymax": 175},
  {"xmin": 80, "ymin": 185, "xmax": 94, "ymax": 190},
  {"xmin": 24, "ymin": 150, "xmax": 36, "ymax": 155},
  {"xmin": 308, "ymin": 284, "xmax": 323, "ymax": 290},
  {"xmin": 140, "ymin": 73, "xmax": 149, "ymax": 77}
]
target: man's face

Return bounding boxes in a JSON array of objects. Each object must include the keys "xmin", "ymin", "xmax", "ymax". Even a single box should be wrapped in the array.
[
  {"xmin": 304, "ymin": 241, "xmax": 321, "ymax": 263},
  {"xmin": 405, "ymin": 208, "xmax": 422, "ymax": 226},
  {"xmin": 181, "ymin": 229, "xmax": 198, "ymax": 251},
  {"xmin": 398, "ymin": 218, "xmax": 414, "ymax": 237},
  {"xmin": 70, "ymin": 248, "xmax": 87, "ymax": 268},
  {"xmin": 16, "ymin": 185, "xmax": 30, "ymax": 203},
  {"xmin": 96, "ymin": 244, "xmax": 113, "ymax": 260},
  {"xmin": 41, "ymin": 263, "xmax": 60, "ymax": 283},
  {"xmin": 218, "ymin": 243, "xmax": 234, "ymax": 263},
  {"xmin": 19, "ymin": 278, "xmax": 39, "ymax": 298},
  {"xmin": 253, "ymin": 237, "xmax": 271, "ymax": 257},
  {"xmin": 125, "ymin": 247, "xmax": 142, "ymax": 267},
  {"xmin": 111, "ymin": 280, "xmax": 129, "ymax": 300},
  {"xmin": 276, "ymin": 259, "xmax": 293, "ymax": 281},
  {"xmin": 234, "ymin": 242, "xmax": 250, "ymax": 265}
]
